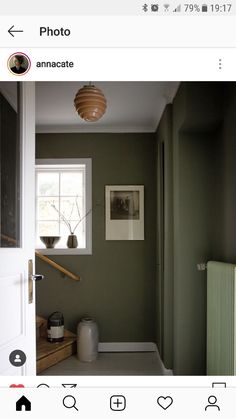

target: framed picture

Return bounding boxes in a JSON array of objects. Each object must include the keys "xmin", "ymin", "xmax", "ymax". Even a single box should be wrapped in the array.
[{"xmin": 105, "ymin": 185, "xmax": 144, "ymax": 240}]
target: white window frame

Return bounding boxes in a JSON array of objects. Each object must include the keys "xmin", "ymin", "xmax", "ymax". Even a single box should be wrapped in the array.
[{"xmin": 35, "ymin": 158, "xmax": 92, "ymax": 255}]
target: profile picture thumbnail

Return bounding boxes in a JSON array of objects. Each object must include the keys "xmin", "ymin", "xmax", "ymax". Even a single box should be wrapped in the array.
[{"xmin": 8, "ymin": 52, "xmax": 31, "ymax": 76}]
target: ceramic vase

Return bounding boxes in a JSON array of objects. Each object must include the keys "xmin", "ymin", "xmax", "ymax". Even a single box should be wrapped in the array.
[
  {"xmin": 40, "ymin": 236, "xmax": 60, "ymax": 248},
  {"xmin": 77, "ymin": 317, "xmax": 99, "ymax": 362},
  {"xmin": 67, "ymin": 233, "xmax": 78, "ymax": 248}
]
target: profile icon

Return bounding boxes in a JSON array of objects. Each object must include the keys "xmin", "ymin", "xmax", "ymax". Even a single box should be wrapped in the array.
[
  {"xmin": 14, "ymin": 354, "xmax": 22, "ymax": 363},
  {"xmin": 205, "ymin": 395, "xmax": 220, "ymax": 411},
  {"xmin": 8, "ymin": 52, "xmax": 31, "ymax": 76}
]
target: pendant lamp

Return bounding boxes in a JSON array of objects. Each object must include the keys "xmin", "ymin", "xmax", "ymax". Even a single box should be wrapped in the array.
[{"xmin": 74, "ymin": 84, "xmax": 107, "ymax": 122}]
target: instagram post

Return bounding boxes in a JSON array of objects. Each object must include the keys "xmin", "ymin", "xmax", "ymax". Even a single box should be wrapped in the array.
[
  {"xmin": 0, "ymin": 80, "xmax": 236, "ymax": 378},
  {"xmin": 1, "ymin": 2, "xmax": 236, "ymax": 417}
]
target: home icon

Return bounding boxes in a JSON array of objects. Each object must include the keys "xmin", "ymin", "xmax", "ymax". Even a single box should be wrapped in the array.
[{"xmin": 16, "ymin": 396, "xmax": 31, "ymax": 411}]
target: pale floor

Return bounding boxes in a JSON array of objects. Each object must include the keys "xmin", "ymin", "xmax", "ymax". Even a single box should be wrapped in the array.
[{"xmin": 40, "ymin": 352, "xmax": 171, "ymax": 376}]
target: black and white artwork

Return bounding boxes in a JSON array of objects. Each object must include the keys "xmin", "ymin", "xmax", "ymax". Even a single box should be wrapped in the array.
[
  {"xmin": 105, "ymin": 185, "xmax": 144, "ymax": 240},
  {"xmin": 110, "ymin": 191, "xmax": 140, "ymax": 220}
]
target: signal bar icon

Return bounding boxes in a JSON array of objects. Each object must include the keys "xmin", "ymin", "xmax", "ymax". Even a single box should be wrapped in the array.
[{"xmin": 173, "ymin": 4, "xmax": 181, "ymax": 12}]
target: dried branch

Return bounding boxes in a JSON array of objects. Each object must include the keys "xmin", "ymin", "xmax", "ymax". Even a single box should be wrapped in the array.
[
  {"xmin": 51, "ymin": 201, "xmax": 92, "ymax": 235},
  {"xmin": 51, "ymin": 203, "xmax": 73, "ymax": 233},
  {"xmin": 71, "ymin": 209, "xmax": 92, "ymax": 234}
]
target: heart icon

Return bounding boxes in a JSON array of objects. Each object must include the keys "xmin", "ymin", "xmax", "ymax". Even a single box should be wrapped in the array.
[
  {"xmin": 157, "ymin": 396, "xmax": 173, "ymax": 410},
  {"xmin": 10, "ymin": 384, "xmax": 25, "ymax": 388}
]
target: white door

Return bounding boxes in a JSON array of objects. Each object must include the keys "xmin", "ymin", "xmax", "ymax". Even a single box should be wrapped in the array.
[{"xmin": 0, "ymin": 82, "xmax": 36, "ymax": 375}]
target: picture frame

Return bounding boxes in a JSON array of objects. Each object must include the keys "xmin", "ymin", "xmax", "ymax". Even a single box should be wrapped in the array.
[{"xmin": 105, "ymin": 185, "xmax": 144, "ymax": 240}]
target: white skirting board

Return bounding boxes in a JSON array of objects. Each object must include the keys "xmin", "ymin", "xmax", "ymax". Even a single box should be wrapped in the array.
[
  {"xmin": 98, "ymin": 342, "xmax": 173, "ymax": 376},
  {"xmin": 98, "ymin": 342, "xmax": 156, "ymax": 352}
]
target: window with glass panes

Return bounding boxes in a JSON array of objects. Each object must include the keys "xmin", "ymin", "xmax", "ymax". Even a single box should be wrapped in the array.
[{"xmin": 35, "ymin": 160, "xmax": 91, "ymax": 251}]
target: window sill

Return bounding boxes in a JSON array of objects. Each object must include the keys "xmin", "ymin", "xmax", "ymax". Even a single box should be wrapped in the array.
[{"xmin": 35, "ymin": 247, "xmax": 92, "ymax": 256}]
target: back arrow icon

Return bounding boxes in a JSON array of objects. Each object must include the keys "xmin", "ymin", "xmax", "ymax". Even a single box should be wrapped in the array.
[{"xmin": 8, "ymin": 25, "xmax": 24, "ymax": 37}]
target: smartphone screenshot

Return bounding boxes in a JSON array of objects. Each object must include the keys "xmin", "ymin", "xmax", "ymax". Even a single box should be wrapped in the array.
[{"xmin": 0, "ymin": 0, "xmax": 236, "ymax": 416}]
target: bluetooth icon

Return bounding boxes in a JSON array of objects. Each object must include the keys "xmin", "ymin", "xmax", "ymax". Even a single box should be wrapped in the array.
[{"xmin": 142, "ymin": 3, "xmax": 148, "ymax": 12}]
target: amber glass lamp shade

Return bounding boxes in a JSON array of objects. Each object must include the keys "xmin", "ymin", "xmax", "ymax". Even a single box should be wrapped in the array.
[{"xmin": 74, "ymin": 85, "xmax": 107, "ymax": 122}]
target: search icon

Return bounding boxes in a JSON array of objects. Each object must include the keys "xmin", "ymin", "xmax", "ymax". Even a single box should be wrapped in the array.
[{"xmin": 63, "ymin": 395, "xmax": 78, "ymax": 411}]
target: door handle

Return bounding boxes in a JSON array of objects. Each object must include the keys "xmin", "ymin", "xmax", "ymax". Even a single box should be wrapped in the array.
[
  {"xmin": 28, "ymin": 260, "xmax": 33, "ymax": 304},
  {"xmin": 28, "ymin": 260, "xmax": 44, "ymax": 304},
  {"xmin": 31, "ymin": 274, "xmax": 44, "ymax": 281}
]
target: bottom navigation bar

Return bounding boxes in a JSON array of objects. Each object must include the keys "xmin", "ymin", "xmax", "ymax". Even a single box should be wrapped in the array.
[{"xmin": 0, "ymin": 386, "xmax": 234, "ymax": 418}]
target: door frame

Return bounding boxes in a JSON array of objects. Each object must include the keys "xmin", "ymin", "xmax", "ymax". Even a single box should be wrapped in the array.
[
  {"xmin": 21, "ymin": 82, "xmax": 36, "ymax": 375},
  {"xmin": 156, "ymin": 104, "xmax": 174, "ymax": 370}
]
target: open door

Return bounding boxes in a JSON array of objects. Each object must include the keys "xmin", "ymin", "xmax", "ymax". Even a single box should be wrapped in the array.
[{"xmin": 0, "ymin": 82, "xmax": 36, "ymax": 375}]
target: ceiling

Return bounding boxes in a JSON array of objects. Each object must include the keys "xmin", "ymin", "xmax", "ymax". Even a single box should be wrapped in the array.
[{"xmin": 36, "ymin": 82, "xmax": 179, "ymax": 133}]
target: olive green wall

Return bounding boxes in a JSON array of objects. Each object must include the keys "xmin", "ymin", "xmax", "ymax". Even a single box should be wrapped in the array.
[
  {"xmin": 217, "ymin": 84, "xmax": 236, "ymax": 263},
  {"xmin": 36, "ymin": 133, "xmax": 157, "ymax": 342},
  {"xmin": 155, "ymin": 83, "xmax": 235, "ymax": 375},
  {"xmin": 163, "ymin": 82, "xmax": 236, "ymax": 375}
]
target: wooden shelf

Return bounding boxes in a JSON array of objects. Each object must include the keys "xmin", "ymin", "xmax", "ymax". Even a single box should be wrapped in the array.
[
  {"xmin": 37, "ymin": 337, "xmax": 77, "ymax": 374},
  {"xmin": 36, "ymin": 315, "xmax": 77, "ymax": 373}
]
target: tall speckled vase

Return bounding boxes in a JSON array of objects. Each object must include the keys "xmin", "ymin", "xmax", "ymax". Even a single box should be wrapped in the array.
[{"xmin": 67, "ymin": 233, "xmax": 78, "ymax": 248}]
